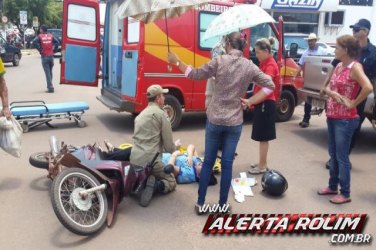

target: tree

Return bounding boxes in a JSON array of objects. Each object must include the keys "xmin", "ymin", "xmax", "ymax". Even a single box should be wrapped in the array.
[{"xmin": 4, "ymin": 0, "xmax": 62, "ymax": 33}]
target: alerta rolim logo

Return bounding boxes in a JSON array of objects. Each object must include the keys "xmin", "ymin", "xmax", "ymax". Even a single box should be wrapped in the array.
[{"xmin": 271, "ymin": 0, "xmax": 324, "ymax": 11}]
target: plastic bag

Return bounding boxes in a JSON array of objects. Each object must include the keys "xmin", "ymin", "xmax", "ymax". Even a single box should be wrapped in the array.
[
  {"xmin": 0, "ymin": 116, "xmax": 23, "ymax": 158},
  {"xmin": 0, "ymin": 116, "xmax": 13, "ymax": 129}
]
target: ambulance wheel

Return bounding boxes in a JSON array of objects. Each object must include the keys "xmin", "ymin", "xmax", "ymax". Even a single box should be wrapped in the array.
[
  {"xmin": 276, "ymin": 90, "xmax": 295, "ymax": 122},
  {"xmin": 164, "ymin": 94, "xmax": 182, "ymax": 130},
  {"xmin": 13, "ymin": 54, "xmax": 20, "ymax": 66}
]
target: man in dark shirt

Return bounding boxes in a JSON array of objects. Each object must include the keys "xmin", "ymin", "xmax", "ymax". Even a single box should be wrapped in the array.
[{"xmin": 323, "ymin": 19, "xmax": 376, "ymax": 169}]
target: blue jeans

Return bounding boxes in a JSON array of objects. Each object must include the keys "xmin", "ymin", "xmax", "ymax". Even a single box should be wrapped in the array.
[
  {"xmin": 42, "ymin": 55, "xmax": 54, "ymax": 90},
  {"xmin": 197, "ymin": 121, "xmax": 242, "ymax": 206},
  {"xmin": 327, "ymin": 117, "xmax": 359, "ymax": 198}
]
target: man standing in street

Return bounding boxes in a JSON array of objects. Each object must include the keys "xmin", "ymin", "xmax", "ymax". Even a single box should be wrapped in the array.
[
  {"xmin": 350, "ymin": 19, "xmax": 376, "ymax": 133},
  {"xmin": 293, "ymin": 33, "xmax": 326, "ymax": 128},
  {"xmin": 0, "ymin": 57, "xmax": 11, "ymax": 119},
  {"xmin": 32, "ymin": 25, "xmax": 59, "ymax": 93},
  {"xmin": 130, "ymin": 84, "xmax": 178, "ymax": 207}
]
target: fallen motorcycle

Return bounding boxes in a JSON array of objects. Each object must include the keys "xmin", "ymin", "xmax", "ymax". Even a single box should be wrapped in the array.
[{"xmin": 29, "ymin": 136, "xmax": 160, "ymax": 236}]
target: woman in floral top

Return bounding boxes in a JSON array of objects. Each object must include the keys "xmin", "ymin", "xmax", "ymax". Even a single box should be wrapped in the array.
[{"xmin": 167, "ymin": 32, "xmax": 274, "ymax": 214}]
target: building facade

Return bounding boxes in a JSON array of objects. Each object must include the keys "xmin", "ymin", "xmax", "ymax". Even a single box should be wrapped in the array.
[{"xmin": 255, "ymin": 0, "xmax": 376, "ymax": 44}]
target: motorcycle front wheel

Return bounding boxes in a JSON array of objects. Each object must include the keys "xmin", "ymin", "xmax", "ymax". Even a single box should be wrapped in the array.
[{"xmin": 51, "ymin": 167, "xmax": 108, "ymax": 236}]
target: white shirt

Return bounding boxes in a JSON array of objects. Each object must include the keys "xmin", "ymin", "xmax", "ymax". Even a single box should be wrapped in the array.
[{"xmin": 298, "ymin": 46, "xmax": 326, "ymax": 66}]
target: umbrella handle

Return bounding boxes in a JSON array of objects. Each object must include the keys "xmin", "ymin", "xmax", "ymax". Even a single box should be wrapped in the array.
[
  {"xmin": 165, "ymin": 10, "xmax": 171, "ymax": 71},
  {"xmin": 165, "ymin": 10, "xmax": 170, "ymax": 52}
]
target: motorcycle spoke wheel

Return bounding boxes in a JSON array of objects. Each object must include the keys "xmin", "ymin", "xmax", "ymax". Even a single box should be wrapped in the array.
[{"xmin": 51, "ymin": 168, "xmax": 108, "ymax": 236}]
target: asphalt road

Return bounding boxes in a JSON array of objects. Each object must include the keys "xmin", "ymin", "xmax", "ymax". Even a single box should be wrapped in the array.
[{"xmin": 1, "ymin": 53, "xmax": 375, "ymax": 249}]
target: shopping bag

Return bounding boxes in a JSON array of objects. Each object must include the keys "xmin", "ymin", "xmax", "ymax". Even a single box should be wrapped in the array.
[{"xmin": 0, "ymin": 116, "xmax": 23, "ymax": 158}]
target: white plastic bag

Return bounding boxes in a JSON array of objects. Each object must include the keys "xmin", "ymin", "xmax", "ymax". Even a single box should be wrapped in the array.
[
  {"xmin": 0, "ymin": 116, "xmax": 13, "ymax": 129},
  {"xmin": 0, "ymin": 116, "xmax": 23, "ymax": 158}
]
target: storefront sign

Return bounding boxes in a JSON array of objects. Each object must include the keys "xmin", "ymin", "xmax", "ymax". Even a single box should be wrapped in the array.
[{"xmin": 260, "ymin": 0, "xmax": 339, "ymax": 12}]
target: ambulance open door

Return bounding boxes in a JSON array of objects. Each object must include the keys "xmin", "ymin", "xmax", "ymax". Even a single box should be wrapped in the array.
[{"xmin": 60, "ymin": 0, "xmax": 100, "ymax": 87}]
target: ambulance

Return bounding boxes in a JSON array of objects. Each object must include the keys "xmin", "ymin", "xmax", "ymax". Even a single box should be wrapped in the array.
[{"xmin": 60, "ymin": 0, "xmax": 302, "ymax": 129}]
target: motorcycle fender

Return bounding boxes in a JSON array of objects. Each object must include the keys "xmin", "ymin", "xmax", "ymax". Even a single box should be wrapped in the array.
[{"xmin": 106, "ymin": 179, "xmax": 119, "ymax": 227}]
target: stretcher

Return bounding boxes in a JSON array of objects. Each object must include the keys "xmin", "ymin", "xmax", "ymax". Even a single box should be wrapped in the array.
[{"xmin": 10, "ymin": 101, "xmax": 90, "ymax": 133}]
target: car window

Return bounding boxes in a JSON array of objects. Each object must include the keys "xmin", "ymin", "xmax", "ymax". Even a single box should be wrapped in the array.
[
  {"xmin": 48, "ymin": 29, "xmax": 62, "ymax": 40},
  {"xmin": 284, "ymin": 36, "xmax": 307, "ymax": 50}
]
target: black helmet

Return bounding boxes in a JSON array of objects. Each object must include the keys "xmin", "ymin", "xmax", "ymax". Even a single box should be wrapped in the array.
[{"xmin": 261, "ymin": 170, "xmax": 288, "ymax": 196}]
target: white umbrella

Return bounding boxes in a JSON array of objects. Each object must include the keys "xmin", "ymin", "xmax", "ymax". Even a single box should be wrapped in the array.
[
  {"xmin": 116, "ymin": 0, "xmax": 211, "ymax": 23},
  {"xmin": 116, "ymin": 0, "xmax": 211, "ymax": 51},
  {"xmin": 203, "ymin": 4, "xmax": 275, "ymax": 41}
]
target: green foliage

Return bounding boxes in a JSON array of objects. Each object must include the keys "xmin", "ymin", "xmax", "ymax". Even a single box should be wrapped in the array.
[{"xmin": 4, "ymin": 0, "xmax": 62, "ymax": 30}]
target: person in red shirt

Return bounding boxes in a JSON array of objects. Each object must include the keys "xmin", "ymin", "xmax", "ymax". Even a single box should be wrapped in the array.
[
  {"xmin": 247, "ymin": 37, "xmax": 280, "ymax": 174},
  {"xmin": 32, "ymin": 25, "xmax": 59, "ymax": 93}
]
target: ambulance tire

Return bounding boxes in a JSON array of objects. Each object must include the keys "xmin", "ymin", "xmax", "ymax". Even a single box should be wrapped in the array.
[
  {"xmin": 164, "ymin": 94, "xmax": 182, "ymax": 130},
  {"xmin": 276, "ymin": 90, "xmax": 295, "ymax": 122}
]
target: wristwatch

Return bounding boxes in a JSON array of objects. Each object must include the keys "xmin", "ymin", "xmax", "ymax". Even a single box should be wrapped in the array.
[{"xmin": 176, "ymin": 60, "xmax": 180, "ymax": 67}]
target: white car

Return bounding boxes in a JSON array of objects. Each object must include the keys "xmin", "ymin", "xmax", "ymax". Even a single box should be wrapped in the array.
[{"xmin": 317, "ymin": 42, "xmax": 335, "ymax": 56}]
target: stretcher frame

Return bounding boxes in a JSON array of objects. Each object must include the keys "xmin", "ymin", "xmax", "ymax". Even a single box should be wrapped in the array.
[{"xmin": 10, "ymin": 100, "xmax": 89, "ymax": 133}]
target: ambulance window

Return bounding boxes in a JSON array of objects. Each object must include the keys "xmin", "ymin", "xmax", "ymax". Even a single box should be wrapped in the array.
[
  {"xmin": 128, "ymin": 18, "xmax": 140, "ymax": 43},
  {"xmin": 199, "ymin": 12, "xmax": 221, "ymax": 50},
  {"xmin": 67, "ymin": 4, "xmax": 97, "ymax": 41},
  {"xmin": 249, "ymin": 23, "xmax": 279, "ymax": 52}
]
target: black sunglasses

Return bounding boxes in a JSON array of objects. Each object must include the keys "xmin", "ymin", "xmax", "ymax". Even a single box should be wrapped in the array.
[{"xmin": 352, "ymin": 27, "xmax": 366, "ymax": 33}]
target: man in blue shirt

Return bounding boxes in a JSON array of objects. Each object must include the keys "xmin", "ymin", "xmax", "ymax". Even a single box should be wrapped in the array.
[{"xmin": 293, "ymin": 33, "xmax": 326, "ymax": 128}]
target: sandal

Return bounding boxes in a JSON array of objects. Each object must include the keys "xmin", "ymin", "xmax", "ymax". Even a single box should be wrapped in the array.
[
  {"xmin": 248, "ymin": 166, "xmax": 268, "ymax": 175},
  {"xmin": 250, "ymin": 163, "xmax": 258, "ymax": 169},
  {"xmin": 317, "ymin": 187, "xmax": 338, "ymax": 195},
  {"xmin": 330, "ymin": 194, "xmax": 351, "ymax": 204}
]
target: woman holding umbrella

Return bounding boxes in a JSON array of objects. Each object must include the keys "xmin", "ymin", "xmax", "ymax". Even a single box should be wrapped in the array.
[{"xmin": 167, "ymin": 31, "xmax": 275, "ymax": 214}]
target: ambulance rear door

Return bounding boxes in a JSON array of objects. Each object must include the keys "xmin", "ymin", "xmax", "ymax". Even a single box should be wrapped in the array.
[{"xmin": 60, "ymin": 0, "xmax": 100, "ymax": 87}]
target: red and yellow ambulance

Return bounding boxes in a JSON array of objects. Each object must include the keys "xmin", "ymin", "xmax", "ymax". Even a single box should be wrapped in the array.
[{"xmin": 60, "ymin": 0, "xmax": 302, "ymax": 129}]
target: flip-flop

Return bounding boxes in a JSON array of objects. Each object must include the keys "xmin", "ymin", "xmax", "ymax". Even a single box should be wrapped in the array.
[
  {"xmin": 248, "ymin": 166, "xmax": 268, "ymax": 175},
  {"xmin": 317, "ymin": 187, "xmax": 338, "ymax": 195},
  {"xmin": 250, "ymin": 163, "xmax": 258, "ymax": 168},
  {"xmin": 330, "ymin": 195, "xmax": 351, "ymax": 204}
]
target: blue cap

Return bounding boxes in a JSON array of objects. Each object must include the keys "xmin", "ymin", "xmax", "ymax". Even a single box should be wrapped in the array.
[{"xmin": 350, "ymin": 19, "xmax": 371, "ymax": 30}]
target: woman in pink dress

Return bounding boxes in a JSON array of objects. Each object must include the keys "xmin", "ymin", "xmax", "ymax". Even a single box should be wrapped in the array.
[{"xmin": 318, "ymin": 35, "xmax": 372, "ymax": 204}]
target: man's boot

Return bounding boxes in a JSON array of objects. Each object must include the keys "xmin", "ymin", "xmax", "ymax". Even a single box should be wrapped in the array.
[
  {"xmin": 139, "ymin": 177, "xmax": 165, "ymax": 207},
  {"xmin": 139, "ymin": 175, "xmax": 156, "ymax": 207},
  {"xmin": 155, "ymin": 180, "xmax": 165, "ymax": 194}
]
